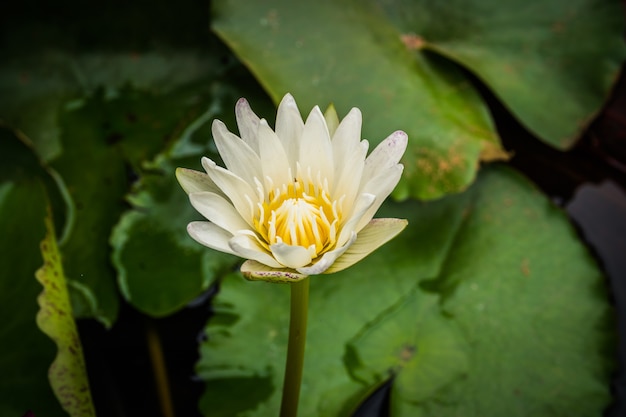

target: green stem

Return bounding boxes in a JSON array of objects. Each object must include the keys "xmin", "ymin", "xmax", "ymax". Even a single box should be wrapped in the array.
[
  {"xmin": 145, "ymin": 319, "xmax": 175, "ymax": 417},
  {"xmin": 280, "ymin": 277, "xmax": 310, "ymax": 417}
]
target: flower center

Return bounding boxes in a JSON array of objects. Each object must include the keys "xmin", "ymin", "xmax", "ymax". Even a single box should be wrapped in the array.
[{"xmin": 253, "ymin": 176, "xmax": 341, "ymax": 257}]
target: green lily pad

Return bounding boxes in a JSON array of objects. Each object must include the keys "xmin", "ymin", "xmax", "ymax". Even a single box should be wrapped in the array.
[
  {"xmin": 110, "ymin": 146, "xmax": 238, "ymax": 317},
  {"xmin": 0, "ymin": 0, "xmax": 240, "ymax": 325},
  {"xmin": 36, "ymin": 210, "xmax": 96, "ymax": 417},
  {"xmin": 196, "ymin": 165, "xmax": 613, "ymax": 416},
  {"xmin": 0, "ymin": 51, "xmax": 225, "ymax": 163},
  {"xmin": 24, "ymin": 59, "xmax": 235, "ymax": 326},
  {"xmin": 0, "ymin": 129, "xmax": 65, "ymax": 417},
  {"xmin": 0, "ymin": 0, "xmax": 232, "ymax": 162},
  {"xmin": 211, "ymin": 0, "xmax": 624, "ymax": 199},
  {"xmin": 195, "ymin": 181, "xmax": 476, "ymax": 416},
  {"xmin": 410, "ymin": 168, "xmax": 614, "ymax": 417},
  {"xmin": 375, "ymin": 0, "xmax": 626, "ymax": 148},
  {"xmin": 48, "ymin": 92, "xmax": 130, "ymax": 326},
  {"xmin": 212, "ymin": 0, "xmax": 503, "ymax": 200},
  {"xmin": 346, "ymin": 289, "xmax": 469, "ymax": 406},
  {"xmin": 111, "ymin": 83, "xmax": 276, "ymax": 317}
]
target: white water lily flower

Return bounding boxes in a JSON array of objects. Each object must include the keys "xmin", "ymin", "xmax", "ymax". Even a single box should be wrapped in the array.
[{"xmin": 176, "ymin": 94, "xmax": 408, "ymax": 282}]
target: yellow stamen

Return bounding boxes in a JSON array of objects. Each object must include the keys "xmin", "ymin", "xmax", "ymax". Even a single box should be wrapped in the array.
[{"xmin": 253, "ymin": 175, "xmax": 340, "ymax": 258}]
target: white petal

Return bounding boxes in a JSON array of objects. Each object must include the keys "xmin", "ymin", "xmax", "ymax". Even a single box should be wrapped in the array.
[
  {"xmin": 324, "ymin": 218, "xmax": 408, "ymax": 274},
  {"xmin": 175, "ymin": 168, "xmax": 224, "ymax": 196},
  {"xmin": 229, "ymin": 234, "xmax": 283, "ymax": 268},
  {"xmin": 332, "ymin": 108, "xmax": 362, "ymax": 154},
  {"xmin": 355, "ymin": 165, "xmax": 404, "ymax": 232},
  {"xmin": 241, "ymin": 260, "xmax": 308, "ymax": 282},
  {"xmin": 299, "ymin": 106, "xmax": 334, "ymax": 184},
  {"xmin": 360, "ymin": 130, "xmax": 408, "ymax": 187},
  {"xmin": 337, "ymin": 193, "xmax": 376, "ymax": 247},
  {"xmin": 324, "ymin": 104, "xmax": 339, "ymax": 137},
  {"xmin": 235, "ymin": 98, "xmax": 261, "ymax": 153},
  {"xmin": 258, "ymin": 120, "xmax": 292, "ymax": 188},
  {"xmin": 212, "ymin": 120, "xmax": 262, "ymax": 184},
  {"xmin": 189, "ymin": 192, "xmax": 250, "ymax": 234},
  {"xmin": 187, "ymin": 221, "xmax": 236, "ymax": 255},
  {"xmin": 201, "ymin": 157, "xmax": 256, "ymax": 224},
  {"xmin": 275, "ymin": 94, "xmax": 304, "ymax": 169},
  {"xmin": 296, "ymin": 232, "xmax": 357, "ymax": 275},
  {"xmin": 331, "ymin": 107, "xmax": 366, "ymax": 200},
  {"xmin": 333, "ymin": 140, "xmax": 368, "ymax": 209},
  {"xmin": 270, "ymin": 242, "xmax": 314, "ymax": 269}
]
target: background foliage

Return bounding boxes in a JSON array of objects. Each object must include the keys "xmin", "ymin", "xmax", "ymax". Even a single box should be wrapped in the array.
[{"xmin": 0, "ymin": 0, "xmax": 624, "ymax": 416}]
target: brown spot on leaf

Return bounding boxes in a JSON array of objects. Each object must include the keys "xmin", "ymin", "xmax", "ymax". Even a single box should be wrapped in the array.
[
  {"xmin": 399, "ymin": 344, "xmax": 416, "ymax": 364},
  {"xmin": 260, "ymin": 10, "xmax": 279, "ymax": 29},
  {"xmin": 503, "ymin": 64, "xmax": 515, "ymax": 74},
  {"xmin": 400, "ymin": 33, "xmax": 425, "ymax": 50},
  {"xmin": 521, "ymin": 258, "xmax": 531, "ymax": 277}
]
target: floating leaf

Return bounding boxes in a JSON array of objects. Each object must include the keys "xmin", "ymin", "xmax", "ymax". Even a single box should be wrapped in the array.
[
  {"xmin": 42, "ymin": 66, "xmax": 230, "ymax": 325},
  {"xmin": 0, "ymin": 0, "xmax": 233, "ymax": 162},
  {"xmin": 48, "ymin": 93, "xmax": 129, "ymax": 326},
  {"xmin": 111, "ymin": 84, "xmax": 275, "ymax": 316},
  {"xmin": 111, "ymin": 148, "xmax": 238, "ymax": 317},
  {"xmin": 213, "ymin": 0, "xmax": 502, "ymax": 200},
  {"xmin": 36, "ymin": 210, "xmax": 95, "ymax": 417},
  {"xmin": 375, "ymin": 0, "xmax": 626, "ymax": 148},
  {"xmin": 346, "ymin": 289, "xmax": 469, "ymax": 406},
  {"xmin": 0, "ymin": 128, "xmax": 65, "ymax": 417},
  {"xmin": 196, "ymin": 165, "xmax": 613, "ymax": 416},
  {"xmin": 0, "ymin": 0, "xmax": 239, "ymax": 325},
  {"xmin": 212, "ymin": 0, "xmax": 625, "ymax": 199}
]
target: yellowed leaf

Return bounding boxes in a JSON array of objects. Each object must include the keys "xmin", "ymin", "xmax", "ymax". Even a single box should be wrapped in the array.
[{"xmin": 35, "ymin": 210, "xmax": 96, "ymax": 417}]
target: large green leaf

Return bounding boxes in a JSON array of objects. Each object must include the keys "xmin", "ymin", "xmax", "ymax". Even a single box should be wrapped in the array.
[
  {"xmin": 2, "ymin": 57, "xmax": 241, "ymax": 326},
  {"xmin": 212, "ymin": 0, "xmax": 624, "ymax": 199},
  {"xmin": 36, "ymin": 211, "xmax": 96, "ymax": 417},
  {"xmin": 48, "ymin": 93, "xmax": 130, "ymax": 326},
  {"xmin": 0, "ymin": 129, "xmax": 65, "ymax": 417},
  {"xmin": 349, "ymin": 166, "xmax": 614, "ymax": 416},
  {"xmin": 196, "ymin": 165, "xmax": 613, "ymax": 416},
  {"xmin": 0, "ymin": 0, "xmax": 239, "ymax": 325},
  {"xmin": 110, "ymin": 76, "xmax": 276, "ymax": 317},
  {"xmin": 213, "ymin": 0, "xmax": 504, "ymax": 200},
  {"xmin": 0, "ymin": 0, "xmax": 233, "ymax": 161},
  {"xmin": 376, "ymin": 0, "xmax": 625, "ymax": 148},
  {"xmin": 110, "ymin": 103, "xmax": 236, "ymax": 317},
  {"xmin": 0, "ymin": 50, "xmax": 231, "ymax": 163},
  {"xmin": 346, "ymin": 289, "xmax": 469, "ymax": 408}
]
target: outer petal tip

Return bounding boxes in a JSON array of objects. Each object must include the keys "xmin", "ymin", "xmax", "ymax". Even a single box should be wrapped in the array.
[
  {"xmin": 236, "ymin": 97, "xmax": 250, "ymax": 108},
  {"xmin": 323, "ymin": 218, "xmax": 408, "ymax": 274},
  {"xmin": 175, "ymin": 166, "xmax": 195, "ymax": 183},
  {"xmin": 201, "ymin": 156, "xmax": 216, "ymax": 171},
  {"xmin": 241, "ymin": 260, "xmax": 308, "ymax": 283},
  {"xmin": 391, "ymin": 130, "xmax": 408, "ymax": 148},
  {"xmin": 175, "ymin": 167, "xmax": 220, "ymax": 195},
  {"xmin": 280, "ymin": 93, "xmax": 296, "ymax": 106},
  {"xmin": 175, "ymin": 167, "xmax": 187, "ymax": 182}
]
